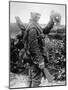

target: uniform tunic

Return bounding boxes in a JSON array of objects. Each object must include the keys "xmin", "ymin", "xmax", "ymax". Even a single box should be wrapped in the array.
[{"xmin": 23, "ymin": 20, "xmax": 54, "ymax": 87}]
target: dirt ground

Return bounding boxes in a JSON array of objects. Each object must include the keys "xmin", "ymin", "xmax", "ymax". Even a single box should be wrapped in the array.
[{"xmin": 10, "ymin": 72, "xmax": 66, "ymax": 88}]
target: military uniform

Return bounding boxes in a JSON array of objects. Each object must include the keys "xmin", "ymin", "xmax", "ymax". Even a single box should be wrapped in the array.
[{"xmin": 23, "ymin": 15, "xmax": 54, "ymax": 87}]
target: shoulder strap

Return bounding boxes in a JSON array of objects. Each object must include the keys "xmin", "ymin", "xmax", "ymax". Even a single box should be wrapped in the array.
[{"xmin": 23, "ymin": 22, "xmax": 42, "ymax": 44}]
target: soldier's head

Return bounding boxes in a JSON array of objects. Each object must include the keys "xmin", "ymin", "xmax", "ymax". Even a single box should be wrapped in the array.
[{"xmin": 30, "ymin": 12, "xmax": 41, "ymax": 22}]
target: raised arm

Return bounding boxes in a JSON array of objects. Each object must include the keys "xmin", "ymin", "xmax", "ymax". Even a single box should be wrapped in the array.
[
  {"xmin": 43, "ymin": 19, "xmax": 54, "ymax": 34},
  {"xmin": 43, "ymin": 11, "xmax": 61, "ymax": 34},
  {"xmin": 15, "ymin": 16, "xmax": 25, "ymax": 30}
]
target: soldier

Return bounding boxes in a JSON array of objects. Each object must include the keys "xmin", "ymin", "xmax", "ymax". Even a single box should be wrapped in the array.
[
  {"xmin": 10, "ymin": 17, "xmax": 26, "ymax": 73},
  {"xmin": 15, "ymin": 16, "xmax": 26, "ymax": 50},
  {"xmin": 22, "ymin": 12, "xmax": 57, "ymax": 87},
  {"xmin": 10, "ymin": 36, "xmax": 19, "ymax": 73}
]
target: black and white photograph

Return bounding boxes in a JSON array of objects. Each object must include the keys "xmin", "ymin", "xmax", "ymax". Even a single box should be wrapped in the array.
[{"xmin": 9, "ymin": 1, "xmax": 66, "ymax": 89}]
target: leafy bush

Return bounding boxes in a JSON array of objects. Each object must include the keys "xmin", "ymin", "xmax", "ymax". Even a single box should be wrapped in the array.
[
  {"xmin": 44, "ymin": 36, "xmax": 66, "ymax": 81},
  {"xmin": 10, "ymin": 33, "xmax": 66, "ymax": 81}
]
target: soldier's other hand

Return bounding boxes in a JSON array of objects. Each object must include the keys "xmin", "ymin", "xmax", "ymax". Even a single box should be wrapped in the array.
[
  {"xmin": 50, "ymin": 11, "xmax": 55, "ymax": 22},
  {"xmin": 15, "ymin": 16, "xmax": 21, "ymax": 21},
  {"xmin": 50, "ymin": 11, "xmax": 56, "ymax": 22},
  {"xmin": 15, "ymin": 16, "xmax": 25, "ymax": 28},
  {"xmin": 50, "ymin": 11, "xmax": 61, "ymax": 23}
]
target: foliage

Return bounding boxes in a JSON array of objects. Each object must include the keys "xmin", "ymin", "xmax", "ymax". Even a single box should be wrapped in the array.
[
  {"xmin": 10, "ymin": 33, "xmax": 66, "ymax": 81},
  {"xmin": 44, "ymin": 36, "xmax": 66, "ymax": 81}
]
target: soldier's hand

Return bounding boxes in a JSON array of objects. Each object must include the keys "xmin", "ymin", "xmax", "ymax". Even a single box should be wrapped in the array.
[
  {"xmin": 50, "ymin": 11, "xmax": 61, "ymax": 23},
  {"xmin": 50, "ymin": 12, "xmax": 55, "ymax": 22},
  {"xmin": 15, "ymin": 16, "xmax": 23, "ymax": 24},
  {"xmin": 15, "ymin": 16, "xmax": 21, "ymax": 21}
]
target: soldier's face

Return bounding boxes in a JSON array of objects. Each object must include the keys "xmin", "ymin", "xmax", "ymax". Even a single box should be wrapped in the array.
[{"xmin": 34, "ymin": 16, "xmax": 40, "ymax": 22}]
